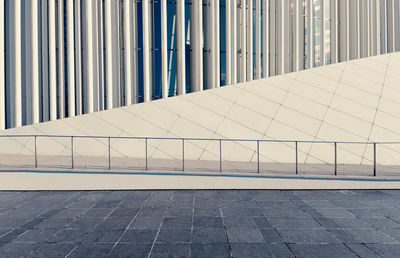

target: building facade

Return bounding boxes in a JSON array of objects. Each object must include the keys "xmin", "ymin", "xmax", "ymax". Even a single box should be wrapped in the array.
[{"xmin": 1, "ymin": 0, "xmax": 400, "ymax": 130}]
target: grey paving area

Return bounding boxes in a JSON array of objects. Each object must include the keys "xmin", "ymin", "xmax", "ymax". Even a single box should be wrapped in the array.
[{"xmin": 1, "ymin": 190, "xmax": 400, "ymax": 257}]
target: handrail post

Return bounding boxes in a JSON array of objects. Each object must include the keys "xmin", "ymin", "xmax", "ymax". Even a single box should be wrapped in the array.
[
  {"xmin": 295, "ymin": 141, "xmax": 298, "ymax": 175},
  {"xmin": 257, "ymin": 140, "xmax": 260, "ymax": 174},
  {"xmin": 71, "ymin": 136, "xmax": 74, "ymax": 169},
  {"xmin": 145, "ymin": 138, "xmax": 148, "ymax": 170},
  {"xmin": 219, "ymin": 139, "xmax": 222, "ymax": 173},
  {"xmin": 182, "ymin": 139, "xmax": 185, "ymax": 171},
  {"xmin": 108, "ymin": 137, "xmax": 111, "ymax": 170},
  {"xmin": 374, "ymin": 143, "xmax": 376, "ymax": 177},
  {"xmin": 34, "ymin": 136, "xmax": 37, "ymax": 168},
  {"xmin": 334, "ymin": 142, "xmax": 337, "ymax": 176}
]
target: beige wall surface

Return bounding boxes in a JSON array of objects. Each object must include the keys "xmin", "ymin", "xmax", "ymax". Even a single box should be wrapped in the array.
[
  {"xmin": 0, "ymin": 171, "xmax": 399, "ymax": 190},
  {"xmin": 1, "ymin": 52, "xmax": 400, "ymax": 167}
]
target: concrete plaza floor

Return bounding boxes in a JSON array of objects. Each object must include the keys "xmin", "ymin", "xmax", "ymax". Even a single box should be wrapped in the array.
[{"xmin": 1, "ymin": 190, "xmax": 400, "ymax": 257}]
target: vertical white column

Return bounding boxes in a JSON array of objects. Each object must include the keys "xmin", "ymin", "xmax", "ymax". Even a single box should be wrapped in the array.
[
  {"xmin": 132, "ymin": 2, "xmax": 138, "ymax": 102},
  {"xmin": 281, "ymin": 0, "xmax": 289, "ymax": 73},
  {"xmin": 31, "ymin": 0, "xmax": 40, "ymax": 124},
  {"xmin": 346, "ymin": 0, "xmax": 350, "ymax": 60},
  {"xmin": 215, "ymin": 0, "xmax": 220, "ymax": 87},
  {"xmin": 391, "ymin": 0, "xmax": 395, "ymax": 52},
  {"xmin": 75, "ymin": 0, "xmax": 82, "ymax": 115},
  {"xmin": 97, "ymin": 0, "xmax": 104, "ymax": 111},
  {"xmin": 0, "ymin": 0, "xmax": 4, "ymax": 129},
  {"xmin": 161, "ymin": 0, "xmax": 169, "ymax": 96},
  {"xmin": 269, "ymin": 0, "xmax": 276, "ymax": 75},
  {"xmin": 356, "ymin": 0, "xmax": 360, "ymax": 59},
  {"xmin": 193, "ymin": 0, "xmax": 203, "ymax": 91},
  {"xmin": 226, "ymin": 0, "xmax": 232, "ymax": 85},
  {"xmin": 247, "ymin": 0, "xmax": 253, "ymax": 80},
  {"xmin": 396, "ymin": 0, "xmax": 400, "ymax": 51},
  {"xmin": 9, "ymin": 0, "xmax": 22, "ymax": 127},
  {"xmin": 383, "ymin": 0, "xmax": 387, "ymax": 53},
  {"xmin": 262, "ymin": 0, "xmax": 269, "ymax": 78},
  {"xmin": 320, "ymin": 0, "xmax": 324, "ymax": 66},
  {"xmin": 142, "ymin": 0, "xmax": 151, "ymax": 101},
  {"xmin": 207, "ymin": 0, "xmax": 216, "ymax": 88},
  {"xmin": 240, "ymin": 0, "xmax": 246, "ymax": 82},
  {"xmin": 105, "ymin": 0, "xmax": 114, "ymax": 108},
  {"xmin": 49, "ymin": 0, "xmax": 57, "ymax": 120},
  {"xmin": 67, "ymin": 0, "xmax": 75, "ymax": 117},
  {"xmin": 41, "ymin": 0, "xmax": 49, "ymax": 122},
  {"xmin": 296, "ymin": 0, "xmax": 304, "ymax": 71},
  {"xmin": 176, "ymin": 0, "xmax": 185, "ymax": 95},
  {"xmin": 255, "ymin": 0, "xmax": 261, "ymax": 79},
  {"xmin": 331, "ymin": 0, "xmax": 339, "ymax": 63},
  {"xmin": 83, "ymin": 0, "xmax": 96, "ymax": 113},
  {"xmin": 232, "ymin": 0, "xmax": 238, "ymax": 84},
  {"xmin": 309, "ymin": 0, "xmax": 314, "ymax": 68},
  {"xmin": 58, "ymin": 0, "xmax": 65, "ymax": 118},
  {"xmin": 377, "ymin": 0, "xmax": 381, "ymax": 55},
  {"xmin": 124, "ymin": 0, "xmax": 133, "ymax": 104}
]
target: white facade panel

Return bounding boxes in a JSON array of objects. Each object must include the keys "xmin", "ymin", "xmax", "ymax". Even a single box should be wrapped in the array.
[{"xmin": 1, "ymin": 0, "xmax": 399, "ymax": 129}]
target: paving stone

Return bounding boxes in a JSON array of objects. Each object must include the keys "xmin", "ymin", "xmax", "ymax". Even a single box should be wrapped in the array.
[
  {"xmin": 53, "ymin": 208, "xmax": 87, "ymax": 218},
  {"xmin": 227, "ymin": 228, "xmax": 265, "ymax": 243},
  {"xmin": 260, "ymin": 228, "xmax": 284, "ymax": 244},
  {"xmin": 27, "ymin": 243, "xmax": 75, "ymax": 258},
  {"xmin": 33, "ymin": 217, "xmax": 74, "ymax": 229},
  {"xmin": 264, "ymin": 208, "xmax": 311, "ymax": 218},
  {"xmin": 253, "ymin": 217, "xmax": 273, "ymax": 228},
  {"xmin": 230, "ymin": 243, "xmax": 273, "ymax": 258},
  {"xmin": 156, "ymin": 229, "xmax": 191, "ymax": 243},
  {"xmin": 366, "ymin": 243, "xmax": 400, "ymax": 257},
  {"xmin": 193, "ymin": 208, "xmax": 221, "ymax": 217},
  {"xmin": 0, "ymin": 243, "xmax": 39, "ymax": 257},
  {"xmin": 119, "ymin": 229, "xmax": 157, "ymax": 243},
  {"xmin": 265, "ymin": 243, "xmax": 295, "ymax": 257},
  {"xmin": 150, "ymin": 243, "xmax": 190, "ymax": 258},
  {"xmin": 191, "ymin": 243, "xmax": 230, "ymax": 258},
  {"xmin": 288, "ymin": 243, "xmax": 358, "ymax": 258},
  {"xmin": 130, "ymin": 216, "xmax": 163, "ymax": 229},
  {"xmin": 93, "ymin": 201, "xmax": 121, "ymax": 208},
  {"xmin": 67, "ymin": 243, "xmax": 114, "ymax": 258},
  {"xmin": 268, "ymin": 218, "xmax": 321, "ymax": 229},
  {"xmin": 345, "ymin": 243, "xmax": 380, "ymax": 257},
  {"xmin": 83, "ymin": 228, "xmax": 125, "ymax": 243},
  {"xmin": 161, "ymin": 216, "xmax": 192, "ymax": 229},
  {"xmin": 346, "ymin": 229, "xmax": 398, "ymax": 243},
  {"xmin": 379, "ymin": 228, "xmax": 400, "ymax": 241},
  {"xmin": 108, "ymin": 243, "xmax": 152, "ymax": 258},
  {"xmin": 1, "ymin": 190, "xmax": 400, "ymax": 256},
  {"xmin": 221, "ymin": 207, "xmax": 250, "ymax": 218},
  {"xmin": 165, "ymin": 207, "xmax": 193, "ymax": 217},
  {"xmin": 223, "ymin": 217, "xmax": 258, "ymax": 228},
  {"xmin": 277, "ymin": 229, "xmax": 340, "ymax": 244},
  {"xmin": 193, "ymin": 217, "xmax": 224, "ymax": 228},
  {"xmin": 49, "ymin": 228, "xmax": 89, "ymax": 243},
  {"xmin": 327, "ymin": 229, "xmax": 358, "ymax": 243},
  {"xmin": 97, "ymin": 217, "xmax": 132, "ymax": 229},
  {"xmin": 13, "ymin": 229, "xmax": 57, "ymax": 243},
  {"xmin": 192, "ymin": 228, "xmax": 228, "ymax": 243},
  {"xmin": 314, "ymin": 218, "xmax": 341, "ymax": 228},
  {"xmin": 67, "ymin": 218, "xmax": 102, "ymax": 229},
  {"xmin": 361, "ymin": 218, "xmax": 400, "ymax": 229},
  {"xmin": 330, "ymin": 218, "xmax": 373, "ymax": 228},
  {"xmin": 82, "ymin": 208, "xmax": 114, "ymax": 218},
  {"xmin": 0, "ymin": 229, "xmax": 27, "ymax": 243}
]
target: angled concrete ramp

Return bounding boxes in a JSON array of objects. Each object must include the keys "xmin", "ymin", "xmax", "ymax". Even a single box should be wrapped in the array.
[{"xmin": 2, "ymin": 52, "xmax": 400, "ymax": 169}]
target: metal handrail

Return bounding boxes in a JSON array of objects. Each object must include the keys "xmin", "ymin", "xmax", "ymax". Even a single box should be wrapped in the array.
[
  {"xmin": 1, "ymin": 134, "xmax": 400, "ymax": 144},
  {"xmin": 1, "ymin": 134, "xmax": 399, "ymax": 177}
]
